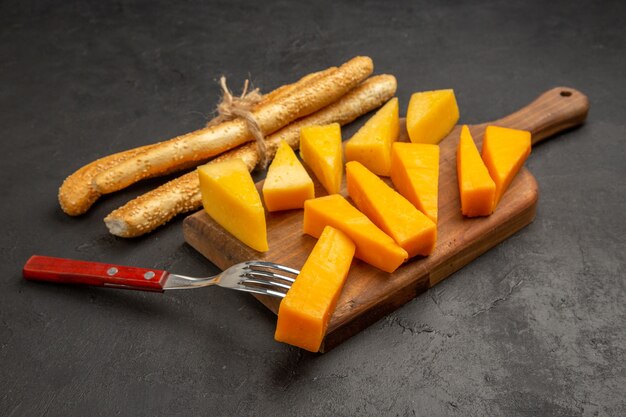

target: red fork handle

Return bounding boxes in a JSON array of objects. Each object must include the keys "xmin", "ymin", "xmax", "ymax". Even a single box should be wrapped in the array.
[{"xmin": 22, "ymin": 255, "xmax": 169, "ymax": 292}]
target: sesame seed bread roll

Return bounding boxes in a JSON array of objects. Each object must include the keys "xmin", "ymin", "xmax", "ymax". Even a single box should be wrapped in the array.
[
  {"xmin": 58, "ymin": 144, "xmax": 155, "ymax": 216},
  {"xmin": 105, "ymin": 74, "xmax": 397, "ymax": 237},
  {"xmin": 58, "ymin": 145, "xmax": 210, "ymax": 216},
  {"xmin": 257, "ymin": 68, "xmax": 333, "ymax": 107},
  {"xmin": 58, "ymin": 68, "xmax": 333, "ymax": 216},
  {"xmin": 94, "ymin": 56, "xmax": 374, "ymax": 195}
]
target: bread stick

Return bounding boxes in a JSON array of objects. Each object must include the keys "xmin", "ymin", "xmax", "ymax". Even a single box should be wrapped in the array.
[
  {"xmin": 58, "ymin": 68, "xmax": 332, "ymax": 216},
  {"xmin": 93, "ymin": 56, "xmax": 374, "ymax": 195},
  {"xmin": 58, "ymin": 144, "xmax": 155, "ymax": 216},
  {"xmin": 256, "ymin": 68, "xmax": 333, "ymax": 107},
  {"xmin": 104, "ymin": 74, "xmax": 397, "ymax": 237}
]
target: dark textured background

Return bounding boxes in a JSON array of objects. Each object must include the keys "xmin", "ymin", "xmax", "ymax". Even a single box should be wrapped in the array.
[{"xmin": 1, "ymin": 0, "xmax": 625, "ymax": 416}]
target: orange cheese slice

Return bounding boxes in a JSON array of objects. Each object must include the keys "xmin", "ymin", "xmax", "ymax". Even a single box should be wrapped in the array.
[
  {"xmin": 197, "ymin": 159, "xmax": 268, "ymax": 252},
  {"xmin": 481, "ymin": 125, "xmax": 531, "ymax": 210},
  {"xmin": 406, "ymin": 89, "xmax": 459, "ymax": 144},
  {"xmin": 344, "ymin": 97, "xmax": 400, "ymax": 176},
  {"xmin": 299, "ymin": 123, "xmax": 343, "ymax": 195},
  {"xmin": 390, "ymin": 142, "xmax": 440, "ymax": 223},
  {"xmin": 303, "ymin": 194, "xmax": 408, "ymax": 273},
  {"xmin": 456, "ymin": 125, "xmax": 496, "ymax": 217},
  {"xmin": 275, "ymin": 225, "xmax": 356, "ymax": 352},
  {"xmin": 262, "ymin": 141, "xmax": 314, "ymax": 212},
  {"xmin": 346, "ymin": 161, "xmax": 437, "ymax": 257}
]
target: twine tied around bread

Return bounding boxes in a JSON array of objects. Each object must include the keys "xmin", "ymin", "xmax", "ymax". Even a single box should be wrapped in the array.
[{"xmin": 207, "ymin": 76, "xmax": 268, "ymax": 168}]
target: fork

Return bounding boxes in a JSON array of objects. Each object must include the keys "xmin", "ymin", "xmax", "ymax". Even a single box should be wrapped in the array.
[{"xmin": 22, "ymin": 255, "xmax": 299, "ymax": 298}]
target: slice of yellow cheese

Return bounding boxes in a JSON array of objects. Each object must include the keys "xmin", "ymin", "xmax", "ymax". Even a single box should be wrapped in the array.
[
  {"xmin": 390, "ymin": 142, "xmax": 440, "ymax": 223},
  {"xmin": 456, "ymin": 125, "xmax": 495, "ymax": 217},
  {"xmin": 262, "ymin": 141, "xmax": 314, "ymax": 212},
  {"xmin": 481, "ymin": 125, "xmax": 532, "ymax": 210},
  {"xmin": 345, "ymin": 97, "xmax": 400, "ymax": 176},
  {"xmin": 406, "ymin": 89, "xmax": 459, "ymax": 144},
  {"xmin": 197, "ymin": 159, "xmax": 268, "ymax": 252},
  {"xmin": 303, "ymin": 194, "xmax": 408, "ymax": 273},
  {"xmin": 275, "ymin": 225, "xmax": 356, "ymax": 352},
  {"xmin": 346, "ymin": 161, "xmax": 437, "ymax": 258},
  {"xmin": 299, "ymin": 123, "xmax": 343, "ymax": 195}
]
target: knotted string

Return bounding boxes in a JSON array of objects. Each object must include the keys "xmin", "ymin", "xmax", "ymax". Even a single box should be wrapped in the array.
[{"xmin": 207, "ymin": 76, "xmax": 268, "ymax": 168}]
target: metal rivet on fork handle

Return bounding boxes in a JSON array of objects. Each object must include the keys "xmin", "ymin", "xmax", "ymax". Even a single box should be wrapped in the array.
[{"xmin": 107, "ymin": 267, "xmax": 118, "ymax": 276}]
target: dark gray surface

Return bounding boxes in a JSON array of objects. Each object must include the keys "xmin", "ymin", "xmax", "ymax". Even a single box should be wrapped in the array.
[{"xmin": 1, "ymin": 0, "xmax": 625, "ymax": 416}]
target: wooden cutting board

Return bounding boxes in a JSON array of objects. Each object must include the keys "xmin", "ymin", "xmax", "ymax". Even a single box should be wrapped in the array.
[{"xmin": 183, "ymin": 87, "xmax": 589, "ymax": 352}]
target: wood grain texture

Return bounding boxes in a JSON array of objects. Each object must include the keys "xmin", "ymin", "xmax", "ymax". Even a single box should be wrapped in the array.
[{"xmin": 183, "ymin": 87, "xmax": 589, "ymax": 352}]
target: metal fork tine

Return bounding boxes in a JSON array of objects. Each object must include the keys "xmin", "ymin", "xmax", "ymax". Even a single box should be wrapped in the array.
[
  {"xmin": 244, "ymin": 261, "xmax": 300, "ymax": 276},
  {"xmin": 241, "ymin": 278, "xmax": 292, "ymax": 291},
  {"xmin": 242, "ymin": 269, "xmax": 296, "ymax": 283},
  {"xmin": 235, "ymin": 285, "xmax": 288, "ymax": 298}
]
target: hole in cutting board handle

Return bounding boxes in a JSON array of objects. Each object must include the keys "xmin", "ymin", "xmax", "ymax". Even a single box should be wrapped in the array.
[{"xmin": 560, "ymin": 90, "xmax": 572, "ymax": 97}]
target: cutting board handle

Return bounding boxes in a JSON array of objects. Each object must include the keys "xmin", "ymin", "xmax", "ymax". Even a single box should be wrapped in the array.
[{"xmin": 489, "ymin": 87, "xmax": 589, "ymax": 145}]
